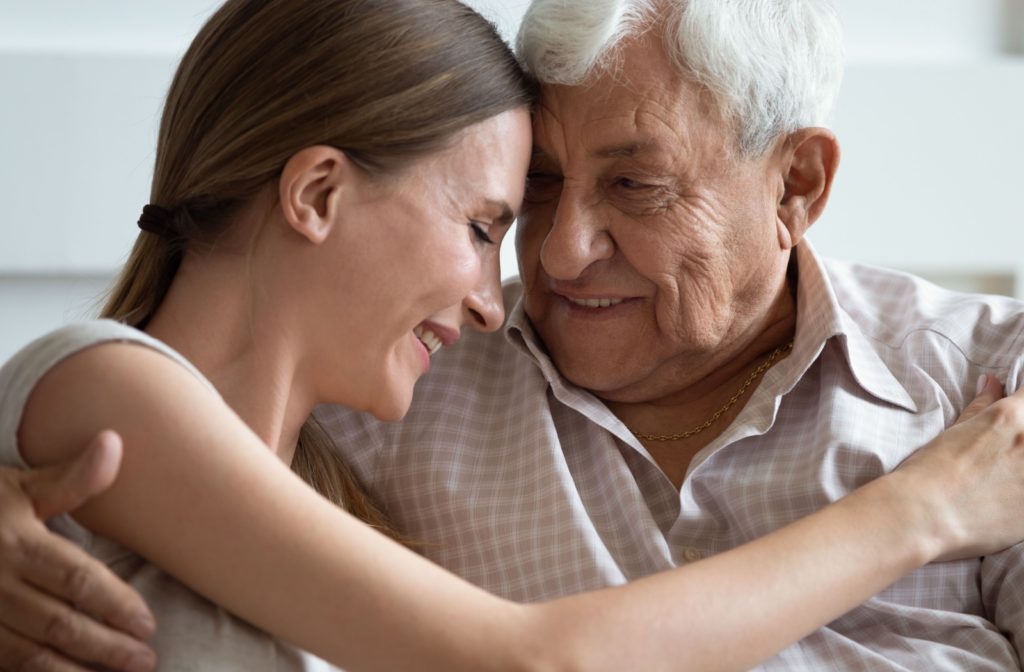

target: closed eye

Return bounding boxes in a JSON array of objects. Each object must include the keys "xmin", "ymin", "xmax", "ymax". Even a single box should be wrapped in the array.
[
  {"xmin": 614, "ymin": 177, "xmax": 650, "ymax": 190},
  {"xmin": 470, "ymin": 221, "xmax": 495, "ymax": 245}
]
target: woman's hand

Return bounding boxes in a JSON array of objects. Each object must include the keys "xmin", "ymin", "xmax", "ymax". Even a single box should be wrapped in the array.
[
  {"xmin": 894, "ymin": 374, "xmax": 1024, "ymax": 562},
  {"xmin": 0, "ymin": 431, "xmax": 156, "ymax": 672},
  {"xmin": 526, "ymin": 375, "xmax": 1024, "ymax": 672}
]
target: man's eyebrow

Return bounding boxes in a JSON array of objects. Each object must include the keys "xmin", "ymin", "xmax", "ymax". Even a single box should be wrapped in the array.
[
  {"xmin": 528, "ymin": 140, "xmax": 656, "ymax": 166},
  {"xmin": 593, "ymin": 142, "xmax": 651, "ymax": 158}
]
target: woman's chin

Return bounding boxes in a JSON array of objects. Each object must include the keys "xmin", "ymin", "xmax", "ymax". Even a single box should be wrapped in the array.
[{"xmin": 366, "ymin": 390, "xmax": 414, "ymax": 423}]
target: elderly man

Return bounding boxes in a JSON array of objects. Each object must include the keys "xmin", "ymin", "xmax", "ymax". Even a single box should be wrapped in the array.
[
  {"xmin": 313, "ymin": 1, "xmax": 1024, "ymax": 668},
  {"xmin": 3, "ymin": 0, "xmax": 1024, "ymax": 669}
]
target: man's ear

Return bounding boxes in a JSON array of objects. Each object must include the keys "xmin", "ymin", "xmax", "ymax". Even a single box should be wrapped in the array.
[
  {"xmin": 279, "ymin": 146, "xmax": 353, "ymax": 245},
  {"xmin": 776, "ymin": 128, "xmax": 840, "ymax": 250}
]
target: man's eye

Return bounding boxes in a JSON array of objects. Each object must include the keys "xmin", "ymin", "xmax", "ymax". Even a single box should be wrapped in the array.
[
  {"xmin": 470, "ymin": 221, "xmax": 494, "ymax": 245},
  {"xmin": 615, "ymin": 177, "xmax": 647, "ymax": 190}
]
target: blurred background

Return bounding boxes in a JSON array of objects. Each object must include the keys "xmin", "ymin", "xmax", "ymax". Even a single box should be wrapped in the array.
[{"xmin": 1, "ymin": 0, "xmax": 1022, "ymax": 361}]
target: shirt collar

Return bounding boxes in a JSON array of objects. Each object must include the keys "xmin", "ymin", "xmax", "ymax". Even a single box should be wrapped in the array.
[
  {"xmin": 788, "ymin": 240, "xmax": 917, "ymax": 412},
  {"xmin": 503, "ymin": 282, "xmax": 643, "ymax": 443},
  {"xmin": 502, "ymin": 242, "xmax": 917, "ymax": 416},
  {"xmin": 503, "ymin": 281, "xmax": 555, "ymax": 382}
]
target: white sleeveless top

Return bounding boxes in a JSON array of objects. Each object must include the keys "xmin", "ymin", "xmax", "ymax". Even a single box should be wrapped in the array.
[{"xmin": 0, "ymin": 321, "xmax": 338, "ymax": 671}]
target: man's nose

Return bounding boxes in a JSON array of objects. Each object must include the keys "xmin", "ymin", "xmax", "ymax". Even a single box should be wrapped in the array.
[
  {"xmin": 462, "ymin": 254, "xmax": 505, "ymax": 333},
  {"xmin": 540, "ymin": 187, "xmax": 614, "ymax": 280}
]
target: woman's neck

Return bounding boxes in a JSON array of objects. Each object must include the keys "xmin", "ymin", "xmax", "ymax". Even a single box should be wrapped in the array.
[{"xmin": 143, "ymin": 250, "xmax": 314, "ymax": 464}]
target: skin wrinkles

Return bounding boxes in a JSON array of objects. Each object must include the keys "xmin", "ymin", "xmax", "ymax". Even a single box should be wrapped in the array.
[
  {"xmin": 521, "ymin": 87, "xmax": 788, "ymax": 396},
  {"xmin": 517, "ymin": 25, "xmax": 836, "ymax": 477}
]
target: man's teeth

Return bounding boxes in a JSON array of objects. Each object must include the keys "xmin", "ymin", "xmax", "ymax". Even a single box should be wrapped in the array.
[
  {"xmin": 414, "ymin": 325, "xmax": 443, "ymax": 355},
  {"xmin": 567, "ymin": 297, "xmax": 625, "ymax": 308}
]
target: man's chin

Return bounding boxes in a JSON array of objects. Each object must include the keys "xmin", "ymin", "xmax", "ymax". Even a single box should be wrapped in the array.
[{"xmin": 549, "ymin": 348, "xmax": 642, "ymax": 396}]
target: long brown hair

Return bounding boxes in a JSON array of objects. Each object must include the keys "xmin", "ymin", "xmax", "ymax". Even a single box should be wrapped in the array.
[{"xmin": 102, "ymin": 0, "xmax": 537, "ymax": 535}]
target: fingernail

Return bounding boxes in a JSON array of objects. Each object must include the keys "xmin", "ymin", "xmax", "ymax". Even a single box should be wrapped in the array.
[
  {"xmin": 129, "ymin": 614, "xmax": 156, "ymax": 638},
  {"xmin": 127, "ymin": 650, "xmax": 157, "ymax": 672},
  {"xmin": 976, "ymin": 374, "xmax": 987, "ymax": 396}
]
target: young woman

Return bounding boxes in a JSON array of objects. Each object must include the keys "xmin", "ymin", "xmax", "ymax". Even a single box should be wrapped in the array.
[{"xmin": 2, "ymin": 0, "xmax": 1024, "ymax": 671}]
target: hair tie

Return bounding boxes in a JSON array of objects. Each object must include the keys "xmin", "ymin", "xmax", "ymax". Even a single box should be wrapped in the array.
[{"xmin": 137, "ymin": 204, "xmax": 177, "ymax": 237}]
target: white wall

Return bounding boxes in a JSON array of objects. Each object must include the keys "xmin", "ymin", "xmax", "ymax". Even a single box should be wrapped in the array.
[{"xmin": 1, "ymin": 1, "xmax": 1022, "ymax": 361}]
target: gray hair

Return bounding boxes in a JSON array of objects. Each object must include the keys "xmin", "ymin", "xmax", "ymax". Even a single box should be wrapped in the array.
[{"xmin": 516, "ymin": 0, "xmax": 844, "ymax": 156}]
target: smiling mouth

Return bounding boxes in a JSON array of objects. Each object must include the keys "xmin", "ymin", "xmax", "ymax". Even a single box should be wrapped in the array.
[
  {"xmin": 565, "ymin": 297, "xmax": 626, "ymax": 308},
  {"xmin": 413, "ymin": 325, "xmax": 443, "ymax": 355}
]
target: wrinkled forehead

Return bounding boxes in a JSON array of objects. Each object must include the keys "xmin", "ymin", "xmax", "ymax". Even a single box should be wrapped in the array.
[{"xmin": 532, "ymin": 36, "xmax": 727, "ymax": 164}]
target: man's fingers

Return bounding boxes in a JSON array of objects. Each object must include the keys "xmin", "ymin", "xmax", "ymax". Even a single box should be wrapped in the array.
[
  {"xmin": 0, "ymin": 622, "xmax": 91, "ymax": 672},
  {"xmin": 954, "ymin": 374, "xmax": 1006, "ymax": 426},
  {"xmin": 19, "ymin": 533, "xmax": 155, "ymax": 642},
  {"xmin": 0, "ymin": 583, "xmax": 156, "ymax": 672},
  {"xmin": 0, "ymin": 431, "xmax": 155, "ymax": 670},
  {"xmin": 23, "ymin": 431, "xmax": 123, "ymax": 521}
]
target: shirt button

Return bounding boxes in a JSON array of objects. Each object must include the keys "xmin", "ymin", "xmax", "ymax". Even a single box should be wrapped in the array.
[{"xmin": 683, "ymin": 547, "xmax": 703, "ymax": 562}]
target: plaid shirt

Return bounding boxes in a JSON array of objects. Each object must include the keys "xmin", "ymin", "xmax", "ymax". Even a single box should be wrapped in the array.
[{"xmin": 317, "ymin": 241, "xmax": 1024, "ymax": 670}]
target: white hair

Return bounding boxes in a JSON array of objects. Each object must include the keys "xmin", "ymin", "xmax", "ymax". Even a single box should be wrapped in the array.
[{"xmin": 516, "ymin": 0, "xmax": 844, "ymax": 156}]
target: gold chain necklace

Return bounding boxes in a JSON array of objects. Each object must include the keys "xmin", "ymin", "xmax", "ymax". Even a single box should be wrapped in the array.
[{"xmin": 630, "ymin": 341, "xmax": 794, "ymax": 442}]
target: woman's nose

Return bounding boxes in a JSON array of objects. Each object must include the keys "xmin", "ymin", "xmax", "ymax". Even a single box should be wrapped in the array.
[{"xmin": 463, "ymin": 257, "xmax": 506, "ymax": 333}]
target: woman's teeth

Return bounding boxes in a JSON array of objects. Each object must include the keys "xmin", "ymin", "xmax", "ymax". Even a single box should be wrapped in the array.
[
  {"xmin": 567, "ymin": 297, "xmax": 625, "ymax": 308},
  {"xmin": 414, "ymin": 325, "xmax": 443, "ymax": 355}
]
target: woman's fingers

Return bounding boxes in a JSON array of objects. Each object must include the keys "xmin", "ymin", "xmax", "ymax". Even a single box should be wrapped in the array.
[
  {"xmin": 913, "ymin": 384, "xmax": 1024, "ymax": 561},
  {"xmin": 953, "ymin": 374, "xmax": 1006, "ymax": 426}
]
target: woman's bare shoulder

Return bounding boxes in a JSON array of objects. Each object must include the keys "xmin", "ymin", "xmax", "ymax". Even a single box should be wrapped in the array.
[{"xmin": 17, "ymin": 340, "xmax": 237, "ymax": 469}]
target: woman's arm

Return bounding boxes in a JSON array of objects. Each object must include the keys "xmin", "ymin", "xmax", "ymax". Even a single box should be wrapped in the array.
[
  {"xmin": 534, "ymin": 374, "xmax": 1024, "ymax": 672},
  {"xmin": 18, "ymin": 344, "xmax": 529, "ymax": 672},
  {"xmin": 15, "ymin": 345, "xmax": 1024, "ymax": 672}
]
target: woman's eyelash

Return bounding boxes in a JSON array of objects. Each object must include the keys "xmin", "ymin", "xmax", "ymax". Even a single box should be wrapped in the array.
[{"xmin": 470, "ymin": 222, "xmax": 494, "ymax": 244}]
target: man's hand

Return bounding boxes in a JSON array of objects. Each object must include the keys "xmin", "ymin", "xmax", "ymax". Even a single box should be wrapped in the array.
[
  {"xmin": 898, "ymin": 374, "xmax": 1024, "ymax": 562},
  {"xmin": 0, "ymin": 431, "xmax": 157, "ymax": 672}
]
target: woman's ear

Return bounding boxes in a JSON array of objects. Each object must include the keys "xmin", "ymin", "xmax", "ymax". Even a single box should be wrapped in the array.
[
  {"xmin": 776, "ymin": 128, "xmax": 840, "ymax": 250},
  {"xmin": 279, "ymin": 146, "xmax": 353, "ymax": 245}
]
